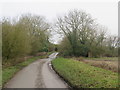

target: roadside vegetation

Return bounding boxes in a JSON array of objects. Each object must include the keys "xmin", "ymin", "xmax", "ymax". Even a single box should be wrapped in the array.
[
  {"xmin": 52, "ymin": 58, "xmax": 118, "ymax": 88},
  {"xmin": 2, "ymin": 14, "xmax": 55, "ymax": 68}
]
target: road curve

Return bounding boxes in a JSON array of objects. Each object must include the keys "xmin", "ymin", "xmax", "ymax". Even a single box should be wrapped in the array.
[{"xmin": 4, "ymin": 52, "xmax": 68, "ymax": 88}]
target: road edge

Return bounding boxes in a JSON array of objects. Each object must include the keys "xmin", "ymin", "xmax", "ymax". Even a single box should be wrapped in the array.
[{"xmin": 49, "ymin": 61, "xmax": 72, "ymax": 89}]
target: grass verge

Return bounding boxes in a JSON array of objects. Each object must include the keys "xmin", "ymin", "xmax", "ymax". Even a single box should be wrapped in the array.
[
  {"xmin": 2, "ymin": 52, "xmax": 53, "ymax": 86},
  {"xmin": 52, "ymin": 57, "xmax": 118, "ymax": 88}
]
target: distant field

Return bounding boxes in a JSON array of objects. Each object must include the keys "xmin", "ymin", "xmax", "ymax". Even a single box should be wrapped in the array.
[
  {"xmin": 84, "ymin": 57, "xmax": 118, "ymax": 61},
  {"xmin": 75, "ymin": 57, "xmax": 118, "ymax": 72},
  {"xmin": 52, "ymin": 58, "xmax": 118, "ymax": 88},
  {"xmin": 82, "ymin": 60, "xmax": 118, "ymax": 72}
]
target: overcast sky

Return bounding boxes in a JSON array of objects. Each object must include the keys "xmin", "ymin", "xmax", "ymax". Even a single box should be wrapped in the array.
[{"xmin": 0, "ymin": 0, "xmax": 118, "ymax": 44}]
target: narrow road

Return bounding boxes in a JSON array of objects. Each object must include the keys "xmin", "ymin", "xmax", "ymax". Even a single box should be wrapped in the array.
[{"xmin": 4, "ymin": 52, "xmax": 68, "ymax": 88}]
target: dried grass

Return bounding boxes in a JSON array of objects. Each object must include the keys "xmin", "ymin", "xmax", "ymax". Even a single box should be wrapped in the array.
[
  {"xmin": 74, "ymin": 57, "xmax": 118, "ymax": 72},
  {"xmin": 81, "ymin": 60, "xmax": 118, "ymax": 72}
]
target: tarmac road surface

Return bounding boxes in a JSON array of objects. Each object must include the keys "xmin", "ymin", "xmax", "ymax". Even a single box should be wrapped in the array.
[{"xmin": 4, "ymin": 52, "xmax": 68, "ymax": 88}]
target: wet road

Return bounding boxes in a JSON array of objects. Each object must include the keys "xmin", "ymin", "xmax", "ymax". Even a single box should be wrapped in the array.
[{"xmin": 4, "ymin": 52, "xmax": 68, "ymax": 88}]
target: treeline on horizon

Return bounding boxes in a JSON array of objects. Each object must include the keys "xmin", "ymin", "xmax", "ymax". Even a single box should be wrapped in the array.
[{"xmin": 1, "ymin": 10, "xmax": 119, "ymax": 66}]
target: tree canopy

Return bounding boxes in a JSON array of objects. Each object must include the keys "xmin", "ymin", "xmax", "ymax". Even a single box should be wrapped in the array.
[{"xmin": 56, "ymin": 10, "xmax": 118, "ymax": 57}]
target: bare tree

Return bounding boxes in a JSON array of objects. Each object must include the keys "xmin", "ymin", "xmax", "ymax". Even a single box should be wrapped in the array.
[{"xmin": 56, "ymin": 10, "xmax": 96, "ymax": 56}]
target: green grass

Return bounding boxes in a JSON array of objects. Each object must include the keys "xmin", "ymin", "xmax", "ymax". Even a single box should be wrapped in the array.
[
  {"xmin": 84, "ymin": 57, "xmax": 118, "ymax": 61},
  {"xmin": 2, "ymin": 66, "xmax": 19, "ymax": 85},
  {"xmin": 2, "ymin": 52, "xmax": 53, "ymax": 86},
  {"xmin": 52, "ymin": 57, "xmax": 118, "ymax": 88}
]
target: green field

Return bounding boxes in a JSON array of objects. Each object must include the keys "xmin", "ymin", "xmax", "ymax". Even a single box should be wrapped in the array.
[
  {"xmin": 2, "ymin": 52, "xmax": 52, "ymax": 86},
  {"xmin": 52, "ymin": 57, "xmax": 118, "ymax": 88}
]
